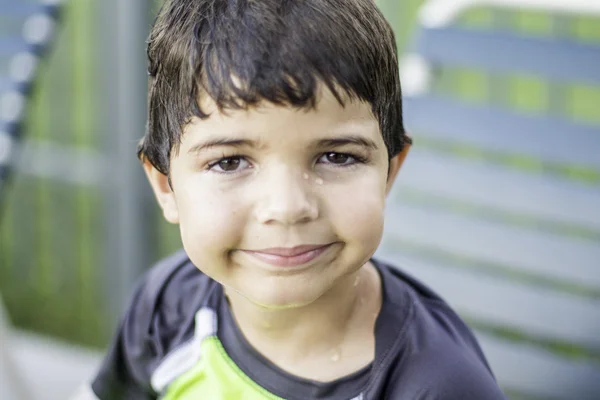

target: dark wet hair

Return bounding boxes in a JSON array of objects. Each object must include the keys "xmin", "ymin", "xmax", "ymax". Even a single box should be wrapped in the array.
[{"xmin": 140, "ymin": 0, "xmax": 409, "ymax": 175}]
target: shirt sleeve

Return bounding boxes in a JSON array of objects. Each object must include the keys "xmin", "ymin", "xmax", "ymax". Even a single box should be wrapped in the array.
[
  {"xmin": 414, "ymin": 303, "xmax": 508, "ymax": 400},
  {"xmin": 399, "ymin": 344, "xmax": 508, "ymax": 400},
  {"xmin": 90, "ymin": 250, "xmax": 196, "ymax": 400},
  {"xmin": 90, "ymin": 276, "xmax": 159, "ymax": 400},
  {"xmin": 415, "ymin": 364, "xmax": 508, "ymax": 400}
]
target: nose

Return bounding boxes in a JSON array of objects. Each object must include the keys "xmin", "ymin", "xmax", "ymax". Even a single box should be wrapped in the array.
[{"xmin": 253, "ymin": 166, "xmax": 319, "ymax": 225}]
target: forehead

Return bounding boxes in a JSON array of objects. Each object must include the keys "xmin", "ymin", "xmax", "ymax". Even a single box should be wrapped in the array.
[{"xmin": 180, "ymin": 88, "xmax": 381, "ymax": 151}]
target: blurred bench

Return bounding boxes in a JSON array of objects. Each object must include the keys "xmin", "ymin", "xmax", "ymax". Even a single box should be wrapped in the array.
[
  {"xmin": 0, "ymin": 0, "xmax": 61, "ymax": 193},
  {"xmin": 0, "ymin": 1, "xmax": 63, "ymax": 399},
  {"xmin": 378, "ymin": 0, "xmax": 600, "ymax": 399}
]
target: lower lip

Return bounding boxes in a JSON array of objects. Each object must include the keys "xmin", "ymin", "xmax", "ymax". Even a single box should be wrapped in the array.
[{"xmin": 242, "ymin": 244, "xmax": 334, "ymax": 268}]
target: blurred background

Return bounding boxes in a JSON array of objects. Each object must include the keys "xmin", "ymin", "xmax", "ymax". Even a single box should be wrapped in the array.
[{"xmin": 0, "ymin": 0, "xmax": 598, "ymax": 399}]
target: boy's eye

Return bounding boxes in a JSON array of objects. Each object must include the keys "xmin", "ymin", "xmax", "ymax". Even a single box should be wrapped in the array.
[
  {"xmin": 318, "ymin": 152, "xmax": 356, "ymax": 165},
  {"xmin": 208, "ymin": 156, "xmax": 250, "ymax": 173}
]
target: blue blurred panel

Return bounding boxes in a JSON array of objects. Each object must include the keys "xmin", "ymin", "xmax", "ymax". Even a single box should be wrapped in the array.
[
  {"xmin": 397, "ymin": 148, "xmax": 600, "ymax": 231},
  {"xmin": 0, "ymin": 3, "xmax": 57, "ymax": 17},
  {"xmin": 0, "ymin": 120, "xmax": 19, "ymax": 135},
  {"xmin": 477, "ymin": 331, "xmax": 600, "ymax": 400},
  {"xmin": 404, "ymin": 95, "xmax": 600, "ymax": 169},
  {"xmin": 0, "ymin": 37, "xmax": 34, "ymax": 56},
  {"xmin": 415, "ymin": 27, "xmax": 600, "ymax": 84},
  {"xmin": 0, "ymin": 76, "xmax": 13, "ymax": 92},
  {"xmin": 384, "ymin": 203, "xmax": 600, "ymax": 290},
  {"xmin": 375, "ymin": 251, "xmax": 600, "ymax": 351}
]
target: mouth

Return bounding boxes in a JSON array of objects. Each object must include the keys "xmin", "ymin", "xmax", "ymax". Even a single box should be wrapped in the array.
[{"xmin": 240, "ymin": 243, "xmax": 336, "ymax": 268}]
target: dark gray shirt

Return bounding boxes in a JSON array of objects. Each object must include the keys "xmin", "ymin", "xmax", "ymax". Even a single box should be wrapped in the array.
[{"xmin": 91, "ymin": 249, "xmax": 507, "ymax": 399}]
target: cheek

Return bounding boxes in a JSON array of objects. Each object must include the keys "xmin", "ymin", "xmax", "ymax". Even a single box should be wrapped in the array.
[
  {"xmin": 324, "ymin": 170, "xmax": 386, "ymax": 244},
  {"xmin": 175, "ymin": 180, "xmax": 247, "ymax": 255}
]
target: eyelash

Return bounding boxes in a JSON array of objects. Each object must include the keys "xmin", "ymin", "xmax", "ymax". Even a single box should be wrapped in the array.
[
  {"xmin": 206, "ymin": 152, "xmax": 368, "ymax": 175},
  {"xmin": 317, "ymin": 152, "xmax": 368, "ymax": 167}
]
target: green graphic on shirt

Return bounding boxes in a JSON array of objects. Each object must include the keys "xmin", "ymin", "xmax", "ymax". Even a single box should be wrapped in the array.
[{"xmin": 162, "ymin": 336, "xmax": 284, "ymax": 400}]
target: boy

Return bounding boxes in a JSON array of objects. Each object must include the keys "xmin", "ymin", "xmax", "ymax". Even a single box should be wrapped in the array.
[{"xmin": 85, "ymin": 0, "xmax": 507, "ymax": 398}]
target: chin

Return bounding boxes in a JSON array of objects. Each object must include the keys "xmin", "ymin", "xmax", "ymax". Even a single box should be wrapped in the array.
[{"xmin": 242, "ymin": 283, "xmax": 326, "ymax": 310}]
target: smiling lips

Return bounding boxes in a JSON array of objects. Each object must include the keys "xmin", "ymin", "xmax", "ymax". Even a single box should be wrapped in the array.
[{"xmin": 242, "ymin": 244, "xmax": 334, "ymax": 267}]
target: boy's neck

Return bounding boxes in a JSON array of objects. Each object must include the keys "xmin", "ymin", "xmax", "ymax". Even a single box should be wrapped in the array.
[{"xmin": 224, "ymin": 261, "xmax": 382, "ymax": 381}]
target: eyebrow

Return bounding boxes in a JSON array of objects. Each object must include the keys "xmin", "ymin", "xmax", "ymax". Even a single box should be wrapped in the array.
[
  {"xmin": 187, "ymin": 134, "xmax": 379, "ymax": 154},
  {"xmin": 188, "ymin": 138, "xmax": 260, "ymax": 154},
  {"xmin": 315, "ymin": 135, "xmax": 379, "ymax": 150}
]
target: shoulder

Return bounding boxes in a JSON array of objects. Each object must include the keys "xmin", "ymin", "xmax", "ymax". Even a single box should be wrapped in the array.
[
  {"xmin": 132, "ymin": 249, "xmax": 212, "ymax": 326},
  {"xmin": 373, "ymin": 259, "xmax": 507, "ymax": 399},
  {"xmin": 138, "ymin": 248, "xmax": 203, "ymax": 302},
  {"xmin": 376, "ymin": 258, "xmax": 490, "ymax": 366},
  {"xmin": 119, "ymin": 249, "xmax": 211, "ymax": 343},
  {"xmin": 391, "ymin": 345, "xmax": 507, "ymax": 400},
  {"xmin": 91, "ymin": 249, "xmax": 215, "ymax": 399},
  {"xmin": 380, "ymin": 301, "xmax": 507, "ymax": 399}
]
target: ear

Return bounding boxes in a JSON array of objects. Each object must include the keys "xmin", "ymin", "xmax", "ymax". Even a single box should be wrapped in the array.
[
  {"xmin": 385, "ymin": 139, "xmax": 411, "ymax": 195},
  {"xmin": 143, "ymin": 159, "xmax": 180, "ymax": 224}
]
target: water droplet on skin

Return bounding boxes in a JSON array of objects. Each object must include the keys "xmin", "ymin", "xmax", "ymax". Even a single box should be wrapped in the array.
[
  {"xmin": 330, "ymin": 348, "xmax": 341, "ymax": 362},
  {"xmin": 353, "ymin": 275, "xmax": 360, "ymax": 287},
  {"xmin": 315, "ymin": 178, "xmax": 324, "ymax": 185},
  {"xmin": 303, "ymin": 172, "xmax": 309, "ymax": 180}
]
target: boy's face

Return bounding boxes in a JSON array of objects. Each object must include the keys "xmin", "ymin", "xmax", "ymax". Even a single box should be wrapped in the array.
[{"xmin": 145, "ymin": 88, "xmax": 406, "ymax": 309}]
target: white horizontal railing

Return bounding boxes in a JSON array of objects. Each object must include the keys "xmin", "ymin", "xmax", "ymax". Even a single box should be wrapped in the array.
[
  {"xmin": 420, "ymin": 0, "xmax": 600, "ymax": 28},
  {"xmin": 401, "ymin": 0, "xmax": 600, "ymax": 96}
]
